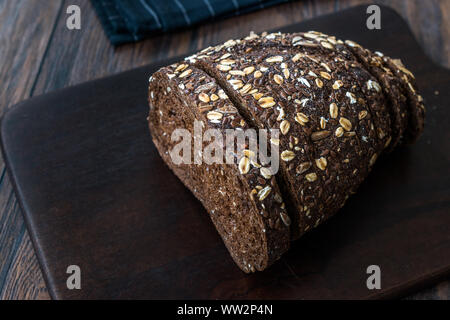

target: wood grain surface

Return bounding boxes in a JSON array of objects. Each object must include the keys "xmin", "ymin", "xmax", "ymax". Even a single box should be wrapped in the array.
[{"xmin": 0, "ymin": 0, "xmax": 449, "ymax": 300}]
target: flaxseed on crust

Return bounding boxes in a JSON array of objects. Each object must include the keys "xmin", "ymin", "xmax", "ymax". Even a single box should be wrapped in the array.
[{"xmin": 148, "ymin": 31, "xmax": 425, "ymax": 272}]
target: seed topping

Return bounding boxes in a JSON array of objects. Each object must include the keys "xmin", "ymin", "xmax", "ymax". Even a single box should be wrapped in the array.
[
  {"xmin": 274, "ymin": 74, "xmax": 284, "ymax": 85},
  {"xmin": 239, "ymin": 157, "xmax": 250, "ymax": 174},
  {"xmin": 281, "ymin": 150, "xmax": 295, "ymax": 161},
  {"xmin": 260, "ymin": 167, "xmax": 272, "ymax": 179},
  {"xmin": 332, "ymin": 80, "xmax": 343, "ymax": 90},
  {"xmin": 297, "ymin": 77, "xmax": 310, "ymax": 87},
  {"xmin": 229, "ymin": 70, "xmax": 246, "ymax": 76},
  {"xmin": 175, "ymin": 64, "xmax": 188, "ymax": 72},
  {"xmin": 311, "ymin": 130, "xmax": 330, "ymax": 141},
  {"xmin": 329, "ymin": 102, "xmax": 338, "ymax": 118},
  {"xmin": 358, "ymin": 110, "xmax": 368, "ymax": 120},
  {"xmin": 315, "ymin": 157, "xmax": 327, "ymax": 170},
  {"xmin": 320, "ymin": 117, "xmax": 326, "ymax": 129},
  {"xmin": 217, "ymin": 64, "xmax": 231, "ymax": 72},
  {"xmin": 315, "ymin": 78, "xmax": 323, "ymax": 88},
  {"xmin": 198, "ymin": 92, "xmax": 210, "ymax": 103},
  {"xmin": 240, "ymin": 83, "xmax": 252, "ymax": 94},
  {"xmin": 258, "ymin": 96, "xmax": 276, "ymax": 108},
  {"xmin": 346, "ymin": 92, "xmax": 357, "ymax": 104},
  {"xmin": 266, "ymin": 56, "xmax": 283, "ymax": 63},
  {"xmin": 339, "ymin": 117, "xmax": 352, "ymax": 131},
  {"xmin": 367, "ymin": 80, "xmax": 381, "ymax": 92},
  {"xmin": 306, "ymin": 173, "xmax": 318, "ymax": 182},
  {"xmin": 244, "ymin": 66, "xmax": 255, "ymax": 74},
  {"xmin": 206, "ymin": 111, "xmax": 223, "ymax": 121},
  {"xmin": 295, "ymin": 112, "xmax": 309, "ymax": 125},
  {"xmin": 335, "ymin": 126, "xmax": 344, "ymax": 137},
  {"xmin": 220, "ymin": 59, "xmax": 236, "ymax": 65},
  {"xmin": 257, "ymin": 186, "xmax": 272, "ymax": 201},
  {"xmin": 280, "ymin": 120, "xmax": 290, "ymax": 135},
  {"xmin": 178, "ymin": 69, "xmax": 192, "ymax": 78},
  {"xmin": 321, "ymin": 41, "xmax": 334, "ymax": 49},
  {"xmin": 296, "ymin": 161, "xmax": 311, "ymax": 174},
  {"xmin": 320, "ymin": 71, "xmax": 332, "ymax": 80},
  {"xmin": 280, "ymin": 212, "xmax": 291, "ymax": 226}
]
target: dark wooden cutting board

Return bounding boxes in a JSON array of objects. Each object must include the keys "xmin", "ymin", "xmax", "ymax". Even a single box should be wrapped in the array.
[{"xmin": 1, "ymin": 6, "xmax": 449, "ymax": 299}]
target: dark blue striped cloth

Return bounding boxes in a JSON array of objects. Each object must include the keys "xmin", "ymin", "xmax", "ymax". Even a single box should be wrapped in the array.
[{"xmin": 91, "ymin": 0, "xmax": 292, "ymax": 45}]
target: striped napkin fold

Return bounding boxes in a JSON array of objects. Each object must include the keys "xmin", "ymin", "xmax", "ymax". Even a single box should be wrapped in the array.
[{"xmin": 91, "ymin": 0, "xmax": 292, "ymax": 45}]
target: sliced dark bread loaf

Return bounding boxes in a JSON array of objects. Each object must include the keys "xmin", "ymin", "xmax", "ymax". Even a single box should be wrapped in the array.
[
  {"xmin": 148, "ymin": 31, "xmax": 425, "ymax": 272},
  {"xmin": 148, "ymin": 64, "xmax": 290, "ymax": 272},
  {"xmin": 192, "ymin": 47, "xmax": 322, "ymax": 239}
]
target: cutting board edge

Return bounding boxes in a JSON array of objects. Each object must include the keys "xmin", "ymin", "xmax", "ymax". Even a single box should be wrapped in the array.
[{"xmin": 0, "ymin": 111, "xmax": 58, "ymax": 300}]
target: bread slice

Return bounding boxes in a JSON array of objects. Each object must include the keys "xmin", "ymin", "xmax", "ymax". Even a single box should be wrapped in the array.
[
  {"xmin": 193, "ymin": 48, "xmax": 321, "ymax": 239},
  {"xmin": 148, "ymin": 64, "xmax": 290, "ymax": 272}
]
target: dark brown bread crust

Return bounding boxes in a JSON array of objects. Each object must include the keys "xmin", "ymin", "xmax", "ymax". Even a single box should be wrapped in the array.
[
  {"xmin": 148, "ymin": 65, "xmax": 290, "ymax": 272},
  {"xmin": 148, "ymin": 31, "xmax": 425, "ymax": 272}
]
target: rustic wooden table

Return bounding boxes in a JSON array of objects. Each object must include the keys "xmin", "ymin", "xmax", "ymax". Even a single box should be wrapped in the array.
[{"xmin": 0, "ymin": 0, "xmax": 448, "ymax": 300}]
